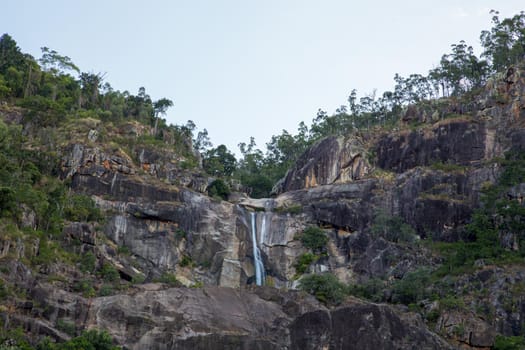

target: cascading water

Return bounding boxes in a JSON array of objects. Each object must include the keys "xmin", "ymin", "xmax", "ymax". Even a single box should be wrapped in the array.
[
  {"xmin": 250, "ymin": 212, "xmax": 266, "ymax": 286},
  {"xmin": 260, "ymin": 213, "xmax": 267, "ymax": 245}
]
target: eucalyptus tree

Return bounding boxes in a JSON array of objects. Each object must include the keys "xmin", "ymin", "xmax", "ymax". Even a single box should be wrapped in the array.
[
  {"xmin": 203, "ymin": 144, "xmax": 237, "ymax": 177},
  {"xmin": 79, "ymin": 72, "xmax": 104, "ymax": 109},
  {"xmin": 153, "ymin": 97, "xmax": 173, "ymax": 136},
  {"xmin": 481, "ymin": 10, "xmax": 525, "ymax": 72}
]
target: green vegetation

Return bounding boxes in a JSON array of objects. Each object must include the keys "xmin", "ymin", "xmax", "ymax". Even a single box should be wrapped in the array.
[
  {"xmin": 98, "ymin": 263, "xmax": 119, "ymax": 282},
  {"xmin": 371, "ymin": 210, "xmax": 417, "ymax": 244},
  {"xmin": 493, "ymin": 335, "xmax": 525, "ymax": 350},
  {"xmin": 155, "ymin": 273, "xmax": 180, "ymax": 286},
  {"xmin": 0, "ymin": 10, "xmax": 524, "ymax": 345},
  {"xmin": 179, "ymin": 255, "xmax": 193, "ymax": 268},
  {"xmin": 430, "ymin": 161, "xmax": 467, "ymax": 173},
  {"xmin": 0, "ymin": 35, "xmax": 201, "ymax": 343},
  {"xmin": 293, "ymin": 226, "xmax": 328, "ymax": 276},
  {"xmin": 64, "ymin": 194, "xmax": 103, "ymax": 222},
  {"xmin": 36, "ymin": 329, "xmax": 120, "ymax": 350},
  {"xmin": 0, "ymin": 328, "xmax": 33, "ymax": 350},
  {"xmin": 205, "ymin": 10, "xmax": 525, "ymax": 197},
  {"xmin": 298, "ymin": 226, "xmax": 328, "ymax": 252},
  {"xmin": 273, "ymin": 205, "xmax": 303, "ymax": 215},
  {"xmin": 347, "ymin": 278, "xmax": 386, "ymax": 303},
  {"xmin": 174, "ymin": 228, "xmax": 187, "ymax": 240},
  {"xmin": 434, "ymin": 151, "xmax": 525, "ymax": 276},
  {"xmin": 207, "ymin": 179, "xmax": 230, "ymax": 200},
  {"xmin": 391, "ymin": 268, "xmax": 432, "ymax": 304},
  {"xmin": 294, "ymin": 253, "xmax": 317, "ymax": 275},
  {"xmin": 55, "ymin": 319, "xmax": 76, "ymax": 336},
  {"xmin": 98, "ymin": 284, "xmax": 115, "ymax": 297},
  {"xmin": 79, "ymin": 252, "xmax": 96, "ymax": 273},
  {"xmin": 202, "ymin": 145, "xmax": 236, "ymax": 177},
  {"xmin": 298, "ymin": 273, "xmax": 348, "ymax": 305},
  {"xmin": 73, "ymin": 279, "xmax": 96, "ymax": 298}
]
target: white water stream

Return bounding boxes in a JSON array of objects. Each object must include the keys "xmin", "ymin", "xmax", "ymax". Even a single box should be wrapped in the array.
[{"xmin": 250, "ymin": 212, "xmax": 266, "ymax": 285}]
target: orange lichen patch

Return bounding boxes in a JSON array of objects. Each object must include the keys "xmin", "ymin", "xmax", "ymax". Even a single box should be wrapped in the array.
[
  {"xmin": 142, "ymin": 163, "xmax": 151, "ymax": 172},
  {"xmin": 511, "ymin": 101, "xmax": 521, "ymax": 121},
  {"xmin": 337, "ymin": 229, "xmax": 352, "ymax": 238},
  {"xmin": 102, "ymin": 159, "xmax": 111, "ymax": 169},
  {"xmin": 305, "ymin": 172, "xmax": 318, "ymax": 188}
]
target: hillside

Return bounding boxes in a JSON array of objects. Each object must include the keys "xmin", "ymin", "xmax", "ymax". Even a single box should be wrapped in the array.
[{"xmin": 1, "ymin": 14, "xmax": 525, "ymax": 350}]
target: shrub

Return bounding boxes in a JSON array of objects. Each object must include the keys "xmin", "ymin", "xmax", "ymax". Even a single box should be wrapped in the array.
[
  {"xmin": 439, "ymin": 296, "xmax": 465, "ymax": 311},
  {"xmin": 37, "ymin": 329, "xmax": 120, "ymax": 350},
  {"xmin": 174, "ymin": 228, "xmax": 187, "ymax": 240},
  {"xmin": 64, "ymin": 194, "xmax": 103, "ymax": 222},
  {"xmin": 274, "ymin": 205, "xmax": 303, "ymax": 215},
  {"xmin": 131, "ymin": 274, "xmax": 145, "ymax": 284},
  {"xmin": 79, "ymin": 252, "xmax": 96, "ymax": 273},
  {"xmin": 207, "ymin": 179, "xmax": 230, "ymax": 200},
  {"xmin": 493, "ymin": 335, "xmax": 525, "ymax": 350},
  {"xmin": 299, "ymin": 273, "xmax": 348, "ymax": 305},
  {"xmin": 73, "ymin": 279, "xmax": 95, "ymax": 298},
  {"xmin": 391, "ymin": 268, "xmax": 431, "ymax": 305},
  {"xmin": 0, "ymin": 327, "xmax": 33, "ymax": 350},
  {"xmin": 348, "ymin": 278, "xmax": 386, "ymax": 303},
  {"xmin": 179, "ymin": 255, "xmax": 193, "ymax": 267},
  {"xmin": 154, "ymin": 273, "xmax": 180, "ymax": 287},
  {"xmin": 32, "ymin": 237, "xmax": 58, "ymax": 266},
  {"xmin": 0, "ymin": 280, "xmax": 8, "ymax": 299},
  {"xmin": 116, "ymin": 246, "xmax": 130, "ymax": 256},
  {"xmin": 98, "ymin": 263, "xmax": 119, "ymax": 282},
  {"xmin": 56, "ymin": 319, "xmax": 76, "ymax": 336},
  {"xmin": 294, "ymin": 253, "xmax": 317, "ymax": 275},
  {"xmin": 300, "ymin": 226, "xmax": 328, "ymax": 252},
  {"xmin": 371, "ymin": 211, "xmax": 416, "ymax": 243},
  {"xmin": 430, "ymin": 162, "xmax": 467, "ymax": 173},
  {"xmin": 98, "ymin": 284, "xmax": 114, "ymax": 297},
  {"xmin": 426, "ymin": 309, "xmax": 441, "ymax": 323}
]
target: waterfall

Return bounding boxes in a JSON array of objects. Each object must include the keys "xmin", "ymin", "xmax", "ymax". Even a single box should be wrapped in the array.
[
  {"xmin": 250, "ymin": 212, "xmax": 265, "ymax": 286},
  {"xmin": 260, "ymin": 213, "xmax": 267, "ymax": 245},
  {"xmin": 110, "ymin": 172, "xmax": 118, "ymax": 193},
  {"xmin": 114, "ymin": 215, "xmax": 127, "ymax": 243}
]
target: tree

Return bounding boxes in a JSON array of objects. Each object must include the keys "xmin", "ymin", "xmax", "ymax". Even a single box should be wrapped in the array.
[
  {"xmin": 124, "ymin": 87, "xmax": 153, "ymax": 121},
  {"xmin": 207, "ymin": 179, "xmax": 231, "ymax": 200},
  {"xmin": 235, "ymin": 137, "xmax": 275, "ymax": 197},
  {"xmin": 38, "ymin": 47, "xmax": 80, "ymax": 102},
  {"xmin": 299, "ymin": 273, "xmax": 348, "ymax": 305},
  {"xmin": 153, "ymin": 97, "xmax": 173, "ymax": 136},
  {"xmin": 39, "ymin": 47, "xmax": 79, "ymax": 75},
  {"xmin": 481, "ymin": 10, "xmax": 525, "ymax": 72},
  {"xmin": 193, "ymin": 128, "xmax": 212, "ymax": 154},
  {"xmin": 0, "ymin": 33, "xmax": 25, "ymax": 75},
  {"xmin": 203, "ymin": 144, "xmax": 237, "ymax": 177},
  {"xmin": 79, "ymin": 72, "xmax": 104, "ymax": 109},
  {"xmin": 300, "ymin": 226, "xmax": 328, "ymax": 253}
]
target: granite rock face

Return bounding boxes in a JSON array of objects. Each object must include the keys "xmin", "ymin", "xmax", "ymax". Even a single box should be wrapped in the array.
[
  {"xmin": 375, "ymin": 119, "xmax": 491, "ymax": 173},
  {"xmin": 273, "ymin": 135, "xmax": 370, "ymax": 195},
  {"xmin": 12, "ymin": 283, "xmax": 452, "ymax": 350},
  {"xmin": 3, "ymin": 63, "xmax": 525, "ymax": 350}
]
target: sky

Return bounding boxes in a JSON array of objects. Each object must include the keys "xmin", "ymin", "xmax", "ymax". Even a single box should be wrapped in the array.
[{"xmin": 3, "ymin": 1, "xmax": 524, "ymax": 155}]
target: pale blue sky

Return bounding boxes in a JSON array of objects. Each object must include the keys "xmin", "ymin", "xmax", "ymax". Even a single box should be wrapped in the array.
[{"xmin": 3, "ymin": 1, "xmax": 524, "ymax": 154}]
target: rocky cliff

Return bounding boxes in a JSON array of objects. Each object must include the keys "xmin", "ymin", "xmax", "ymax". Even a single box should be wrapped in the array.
[{"xmin": 1, "ymin": 63, "xmax": 525, "ymax": 349}]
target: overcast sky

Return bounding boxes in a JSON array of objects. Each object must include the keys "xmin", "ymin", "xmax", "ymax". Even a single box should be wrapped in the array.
[{"xmin": 4, "ymin": 1, "xmax": 524, "ymax": 155}]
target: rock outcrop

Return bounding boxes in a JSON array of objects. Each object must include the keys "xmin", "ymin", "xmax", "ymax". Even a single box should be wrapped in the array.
[
  {"xmin": 2, "ymin": 61, "xmax": 525, "ymax": 350},
  {"xmin": 11, "ymin": 283, "xmax": 452, "ymax": 350},
  {"xmin": 273, "ymin": 135, "xmax": 370, "ymax": 194}
]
